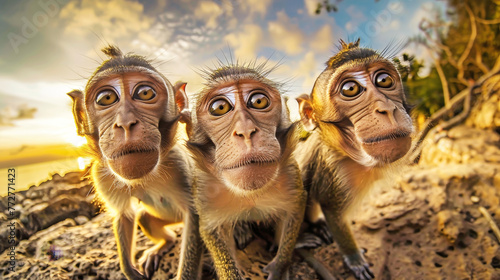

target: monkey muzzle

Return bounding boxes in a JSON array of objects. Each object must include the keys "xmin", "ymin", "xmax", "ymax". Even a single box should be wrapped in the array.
[
  {"xmin": 361, "ymin": 131, "xmax": 411, "ymax": 163},
  {"xmin": 220, "ymin": 157, "xmax": 280, "ymax": 192},
  {"xmin": 107, "ymin": 148, "xmax": 159, "ymax": 180}
]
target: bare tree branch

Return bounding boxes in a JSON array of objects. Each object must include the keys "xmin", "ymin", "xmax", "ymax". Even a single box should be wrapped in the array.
[
  {"xmin": 474, "ymin": 47, "xmax": 490, "ymax": 74},
  {"xmin": 456, "ymin": 5, "xmax": 477, "ymax": 85},
  {"xmin": 475, "ymin": 17, "xmax": 500, "ymax": 25},
  {"xmin": 418, "ymin": 19, "xmax": 457, "ymax": 68},
  {"xmin": 409, "ymin": 68, "xmax": 500, "ymax": 163}
]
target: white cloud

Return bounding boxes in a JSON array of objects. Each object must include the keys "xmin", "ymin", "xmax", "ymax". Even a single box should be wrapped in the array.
[
  {"xmin": 237, "ymin": 0, "xmax": 272, "ymax": 18},
  {"xmin": 194, "ymin": 1, "xmax": 224, "ymax": 29},
  {"xmin": 225, "ymin": 24, "xmax": 264, "ymax": 59},
  {"xmin": 310, "ymin": 24, "xmax": 334, "ymax": 52},
  {"xmin": 344, "ymin": 5, "xmax": 367, "ymax": 32},
  {"xmin": 390, "ymin": 20, "xmax": 400, "ymax": 30},
  {"xmin": 59, "ymin": 0, "xmax": 153, "ymax": 41},
  {"xmin": 303, "ymin": 0, "xmax": 320, "ymax": 16},
  {"xmin": 268, "ymin": 11, "xmax": 304, "ymax": 55},
  {"xmin": 294, "ymin": 51, "xmax": 320, "ymax": 91}
]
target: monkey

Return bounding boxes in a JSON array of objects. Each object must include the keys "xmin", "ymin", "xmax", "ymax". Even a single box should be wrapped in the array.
[
  {"xmin": 187, "ymin": 62, "xmax": 307, "ymax": 280},
  {"xmin": 295, "ymin": 39, "xmax": 414, "ymax": 280},
  {"xmin": 68, "ymin": 45, "xmax": 202, "ymax": 280}
]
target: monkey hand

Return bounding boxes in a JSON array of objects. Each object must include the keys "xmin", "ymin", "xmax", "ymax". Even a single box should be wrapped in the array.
[
  {"xmin": 343, "ymin": 250, "xmax": 375, "ymax": 280},
  {"xmin": 263, "ymin": 258, "xmax": 288, "ymax": 280},
  {"xmin": 138, "ymin": 242, "xmax": 174, "ymax": 279}
]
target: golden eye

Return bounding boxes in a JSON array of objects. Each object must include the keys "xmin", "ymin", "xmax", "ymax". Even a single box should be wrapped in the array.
[
  {"xmin": 209, "ymin": 99, "xmax": 232, "ymax": 116},
  {"xmin": 247, "ymin": 92, "xmax": 270, "ymax": 109},
  {"xmin": 133, "ymin": 86, "xmax": 156, "ymax": 101},
  {"xmin": 375, "ymin": 73, "xmax": 394, "ymax": 88},
  {"xmin": 341, "ymin": 81, "xmax": 362, "ymax": 97},
  {"xmin": 96, "ymin": 90, "xmax": 118, "ymax": 106}
]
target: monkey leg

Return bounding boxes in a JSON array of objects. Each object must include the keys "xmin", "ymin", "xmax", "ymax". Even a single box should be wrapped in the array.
[
  {"xmin": 264, "ymin": 213, "xmax": 303, "ymax": 280},
  {"xmin": 114, "ymin": 213, "xmax": 146, "ymax": 280},
  {"xmin": 264, "ymin": 188, "xmax": 306, "ymax": 280},
  {"xmin": 136, "ymin": 209, "xmax": 177, "ymax": 279},
  {"xmin": 296, "ymin": 200, "xmax": 333, "ymax": 248},
  {"xmin": 200, "ymin": 222, "xmax": 242, "ymax": 280},
  {"xmin": 176, "ymin": 211, "xmax": 203, "ymax": 280},
  {"xmin": 323, "ymin": 209, "xmax": 374, "ymax": 280}
]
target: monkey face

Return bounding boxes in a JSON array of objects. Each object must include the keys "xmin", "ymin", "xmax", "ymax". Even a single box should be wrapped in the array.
[
  {"xmin": 196, "ymin": 80, "xmax": 283, "ymax": 193},
  {"xmin": 301, "ymin": 58, "xmax": 413, "ymax": 166},
  {"xmin": 86, "ymin": 72, "xmax": 174, "ymax": 180}
]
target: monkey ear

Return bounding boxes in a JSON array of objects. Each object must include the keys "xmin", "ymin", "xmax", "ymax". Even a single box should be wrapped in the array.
[
  {"xmin": 174, "ymin": 82, "xmax": 189, "ymax": 112},
  {"xmin": 296, "ymin": 94, "xmax": 317, "ymax": 131},
  {"xmin": 173, "ymin": 82, "xmax": 192, "ymax": 134},
  {"xmin": 67, "ymin": 90, "xmax": 90, "ymax": 136}
]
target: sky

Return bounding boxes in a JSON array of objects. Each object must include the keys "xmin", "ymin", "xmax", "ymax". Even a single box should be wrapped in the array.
[{"xmin": 0, "ymin": 0, "xmax": 444, "ymax": 152}]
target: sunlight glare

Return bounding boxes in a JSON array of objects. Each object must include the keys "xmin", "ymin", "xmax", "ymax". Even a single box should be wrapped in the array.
[
  {"xmin": 66, "ymin": 135, "xmax": 87, "ymax": 147},
  {"xmin": 77, "ymin": 157, "xmax": 91, "ymax": 170}
]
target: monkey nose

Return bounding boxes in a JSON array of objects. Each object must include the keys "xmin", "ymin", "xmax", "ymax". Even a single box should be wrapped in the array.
[
  {"xmin": 374, "ymin": 102, "xmax": 397, "ymax": 125},
  {"xmin": 234, "ymin": 128, "xmax": 256, "ymax": 138},
  {"xmin": 234, "ymin": 127, "xmax": 257, "ymax": 150},
  {"xmin": 114, "ymin": 113, "xmax": 138, "ymax": 138}
]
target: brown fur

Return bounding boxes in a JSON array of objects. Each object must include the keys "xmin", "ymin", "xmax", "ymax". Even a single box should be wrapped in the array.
[
  {"xmin": 188, "ymin": 63, "xmax": 306, "ymax": 279},
  {"xmin": 296, "ymin": 40, "xmax": 414, "ymax": 280},
  {"xmin": 68, "ymin": 45, "xmax": 201, "ymax": 280}
]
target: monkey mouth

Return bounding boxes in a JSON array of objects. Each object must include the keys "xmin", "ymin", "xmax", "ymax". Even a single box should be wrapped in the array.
[
  {"xmin": 362, "ymin": 130, "xmax": 411, "ymax": 144},
  {"xmin": 110, "ymin": 147, "xmax": 157, "ymax": 159},
  {"xmin": 224, "ymin": 158, "xmax": 278, "ymax": 170},
  {"xmin": 220, "ymin": 156, "xmax": 280, "ymax": 192}
]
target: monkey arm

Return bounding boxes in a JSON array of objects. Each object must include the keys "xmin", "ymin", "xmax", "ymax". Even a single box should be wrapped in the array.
[
  {"xmin": 176, "ymin": 210, "xmax": 203, "ymax": 280},
  {"xmin": 114, "ymin": 212, "xmax": 145, "ymax": 280},
  {"xmin": 200, "ymin": 221, "xmax": 242, "ymax": 280}
]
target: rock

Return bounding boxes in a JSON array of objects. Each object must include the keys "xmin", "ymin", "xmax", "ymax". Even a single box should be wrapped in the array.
[
  {"xmin": 0, "ymin": 171, "xmax": 97, "ymax": 256},
  {"xmin": 466, "ymin": 73, "xmax": 500, "ymax": 130},
  {"xmin": 437, "ymin": 210, "xmax": 463, "ymax": 243},
  {"xmin": 74, "ymin": 215, "xmax": 90, "ymax": 225},
  {"xmin": 471, "ymin": 196, "xmax": 480, "ymax": 203},
  {"xmin": 419, "ymin": 125, "xmax": 500, "ymax": 166}
]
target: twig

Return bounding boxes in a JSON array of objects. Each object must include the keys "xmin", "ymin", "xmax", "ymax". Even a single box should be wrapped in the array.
[
  {"xmin": 478, "ymin": 207, "xmax": 500, "ymax": 244},
  {"xmin": 475, "ymin": 17, "xmax": 500, "ymax": 25},
  {"xmin": 456, "ymin": 5, "xmax": 477, "ymax": 85}
]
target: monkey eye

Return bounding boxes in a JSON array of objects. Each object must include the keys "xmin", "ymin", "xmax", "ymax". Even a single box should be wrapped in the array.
[
  {"xmin": 341, "ymin": 81, "xmax": 362, "ymax": 97},
  {"xmin": 96, "ymin": 90, "xmax": 119, "ymax": 106},
  {"xmin": 247, "ymin": 92, "xmax": 270, "ymax": 110},
  {"xmin": 133, "ymin": 86, "xmax": 157, "ymax": 101},
  {"xmin": 209, "ymin": 99, "xmax": 233, "ymax": 116},
  {"xmin": 375, "ymin": 73, "xmax": 394, "ymax": 88}
]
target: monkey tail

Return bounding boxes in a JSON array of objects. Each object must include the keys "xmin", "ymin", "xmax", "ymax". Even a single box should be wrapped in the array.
[{"xmin": 296, "ymin": 248, "xmax": 337, "ymax": 280}]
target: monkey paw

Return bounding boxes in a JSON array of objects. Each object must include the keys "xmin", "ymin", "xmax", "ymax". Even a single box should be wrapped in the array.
[
  {"xmin": 343, "ymin": 250, "xmax": 375, "ymax": 280},
  {"xmin": 138, "ymin": 242, "xmax": 174, "ymax": 279},
  {"xmin": 310, "ymin": 220, "xmax": 334, "ymax": 245},
  {"xmin": 263, "ymin": 260, "xmax": 286, "ymax": 280},
  {"xmin": 295, "ymin": 232, "xmax": 324, "ymax": 249}
]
